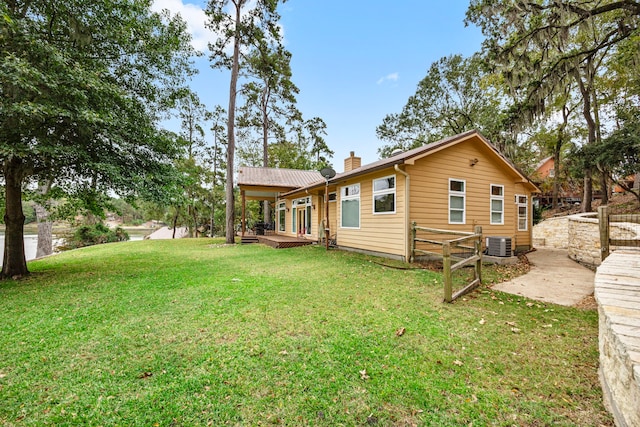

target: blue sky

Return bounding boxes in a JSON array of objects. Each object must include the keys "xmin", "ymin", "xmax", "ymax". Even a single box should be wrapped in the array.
[{"xmin": 152, "ymin": 0, "xmax": 485, "ymax": 170}]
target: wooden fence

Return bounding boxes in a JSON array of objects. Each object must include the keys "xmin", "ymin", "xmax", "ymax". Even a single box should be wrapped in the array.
[
  {"xmin": 411, "ymin": 223, "xmax": 483, "ymax": 303},
  {"xmin": 598, "ymin": 206, "xmax": 640, "ymax": 261}
]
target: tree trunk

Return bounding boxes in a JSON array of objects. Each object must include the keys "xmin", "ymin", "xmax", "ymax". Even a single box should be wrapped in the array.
[
  {"xmin": 35, "ymin": 203, "xmax": 53, "ymax": 258},
  {"xmin": 2, "ymin": 157, "xmax": 29, "ymax": 279},
  {"xmin": 192, "ymin": 204, "xmax": 198, "ymax": 237},
  {"xmin": 552, "ymin": 130, "xmax": 562, "ymax": 209},
  {"xmin": 573, "ymin": 67, "xmax": 596, "ymax": 213},
  {"xmin": 172, "ymin": 208, "xmax": 179, "ymax": 239},
  {"xmin": 600, "ymin": 172, "xmax": 609, "ymax": 205},
  {"xmin": 35, "ymin": 180, "xmax": 53, "ymax": 258},
  {"xmin": 553, "ymin": 105, "xmax": 570, "ymax": 210},
  {"xmin": 583, "ymin": 169, "xmax": 593, "ymax": 212},
  {"xmin": 263, "ymin": 200, "xmax": 270, "ymax": 226},
  {"xmin": 225, "ymin": 2, "xmax": 242, "ymax": 245},
  {"xmin": 262, "ymin": 85, "xmax": 271, "ymax": 225},
  {"xmin": 552, "ymin": 149, "xmax": 560, "ymax": 209},
  {"xmin": 211, "ymin": 132, "xmax": 218, "ymax": 238},
  {"xmin": 187, "ymin": 206, "xmax": 193, "ymax": 237}
]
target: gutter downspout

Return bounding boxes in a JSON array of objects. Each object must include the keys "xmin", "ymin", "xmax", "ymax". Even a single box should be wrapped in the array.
[{"xmin": 395, "ymin": 164, "xmax": 410, "ymax": 262}]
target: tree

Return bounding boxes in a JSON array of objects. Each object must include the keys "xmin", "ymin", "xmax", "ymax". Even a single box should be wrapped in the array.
[
  {"xmin": 376, "ymin": 54, "xmax": 512, "ymax": 158},
  {"xmin": 33, "ymin": 180, "xmax": 54, "ymax": 258},
  {"xmin": 596, "ymin": 108, "xmax": 640, "ymax": 203},
  {"xmin": 466, "ymin": 0, "xmax": 640, "ymax": 211},
  {"xmin": 174, "ymin": 92, "xmax": 209, "ymax": 237},
  {"xmin": 206, "ymin": 0, "xmax": 286, "ymax": 244},
  {"xmin": 304, "ymin": 117, "xmax": 333, "ymax": 170},
  {"xmin": 530, "ymin": 85, "xmax": 581, "ymax": 209},
  {"xmin": 239, "ymin": 42, "xmax": 299, "ymax": 223},
  {"xmin": 0, "ymin": 0, "xmax": 194, "ymax": 278},
  {"xmin": 206, "ymin": 105, "xmax": 228, "ymax": 236}
]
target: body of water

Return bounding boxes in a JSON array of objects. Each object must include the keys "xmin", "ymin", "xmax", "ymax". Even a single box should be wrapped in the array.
[
  {"xmin": 0, "ymin": 232, "xmax": 145, "ymax": 266},
  {"xmin": 0, "ymin": 234, "xmax": 39, "ymax": 264}
]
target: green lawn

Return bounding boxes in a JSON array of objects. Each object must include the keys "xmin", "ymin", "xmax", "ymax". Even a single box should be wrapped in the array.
[{"xmin": 0, "ymin": 239, "xmax": 612, "ymax": 426}]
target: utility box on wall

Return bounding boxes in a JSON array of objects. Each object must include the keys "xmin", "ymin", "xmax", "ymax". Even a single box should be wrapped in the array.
[{"xmin": 487, "ymin": 236, "xmax": 512, "ymax": 257}]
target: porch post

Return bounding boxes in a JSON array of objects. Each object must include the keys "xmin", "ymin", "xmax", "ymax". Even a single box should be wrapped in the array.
[
  {"xmin": 325, "ymin": 180, "xmax": 330, "ymax": 250},
  {"xmin": 241, "ymin": 190, "xmax": 246, "ymax": 237}
]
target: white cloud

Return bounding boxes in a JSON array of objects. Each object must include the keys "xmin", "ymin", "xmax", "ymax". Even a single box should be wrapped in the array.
[
  {"xmin": 152, "ymin": 0, "xmax": 287, "ymax": 55},
  {"xmin": 377, "ymin": 72, "xmax": 399, "ymax": 85},
  {"xmin": 151, "ymin": 0, "xmax": 216, "ymax": 52}
]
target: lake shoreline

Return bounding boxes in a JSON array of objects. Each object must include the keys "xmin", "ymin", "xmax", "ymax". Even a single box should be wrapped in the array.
[{"xmin": 0, "ymin": 227, "xmax": 151, "ymax": 264}]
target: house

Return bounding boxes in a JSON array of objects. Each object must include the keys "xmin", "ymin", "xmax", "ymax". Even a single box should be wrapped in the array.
[
  {"xmin": 238, "ymin": 130, "xmax": 540, "ymax": 261},
  {"xmin": 613, "ymin": 174, "xmax": 639, "ymax": 193},
  {"xmin": 533, "ymin": 156, "xmax": 555, "ymax": 180}
]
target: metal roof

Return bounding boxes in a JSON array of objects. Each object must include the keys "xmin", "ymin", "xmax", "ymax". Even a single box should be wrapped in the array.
[
  {"xmin": 238, "ymin": 166, "xmax": 324, "ymax": 188},
  {"xmin": 281, "ymin": 130, "xmax": 539, "ymax": 196},
  {"xmin": 241, "ymin": 131, "xmax": 539, "ymax": 198}
]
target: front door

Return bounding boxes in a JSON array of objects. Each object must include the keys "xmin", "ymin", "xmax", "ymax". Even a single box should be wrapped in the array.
[
  {"xmin": 293, "ymin": 197, "xmax": 312, "ymax": 237},
  {"xmin": 297, "ymin": 208, "xmax": 306, "ymax": 236}
]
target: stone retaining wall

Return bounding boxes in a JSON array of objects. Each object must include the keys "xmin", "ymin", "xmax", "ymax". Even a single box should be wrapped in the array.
[
  {"xmin": 595, "ymin": 251, "xmax": 640, "ymax": 427},
  {"xmin": 534, "ymin": 213, "xmax": 639, "ymax": 268},
  {"xmin": 532, "ymin": 216, "xmax": 568, "ymax": 249},
  {"xmin": 567, "ymin": 214, "xmax": 601, "ymax": 266}
]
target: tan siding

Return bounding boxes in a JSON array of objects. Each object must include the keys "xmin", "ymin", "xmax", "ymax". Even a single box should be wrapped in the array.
[
  {"xmin": 408, "ymin": 139, "xmax": 534, "ymax": 250},
  {"xmin": 329, "ymin": 199, "xmax": 337, "ymax": 237},
  {"xmin": 274, "ymin": 135, "xmax": 534, "ymax": 255},
  {"xmin": 309, "ymin": 195, "xmax": 318, "ymax": 239},
  {"xmin": 337, "ymin": 169, "xmax": 406, "ymax": 257}
]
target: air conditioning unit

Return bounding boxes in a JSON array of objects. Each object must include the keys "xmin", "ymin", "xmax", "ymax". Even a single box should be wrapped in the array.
[{"xmin": 486, "ymin": 236, "xmax": 512, "ymax": 257}]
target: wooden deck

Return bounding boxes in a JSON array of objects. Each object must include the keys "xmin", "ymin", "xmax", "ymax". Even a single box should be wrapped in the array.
[{"xmin": 256, "ymin": 234, "xmax": 314, "ymax": 249}]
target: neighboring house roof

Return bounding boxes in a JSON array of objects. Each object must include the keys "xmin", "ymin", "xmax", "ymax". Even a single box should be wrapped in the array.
[
  {"xmin": 535, "ymin": 156, "xmax": 554, "ymax": 172},
  {"xmin": 282, "ymin": 130, "xmax": 539, "ymax": 197},
  {"xmin": 238, "ymin": 167, "xmax": 323, "ymax": 188}
]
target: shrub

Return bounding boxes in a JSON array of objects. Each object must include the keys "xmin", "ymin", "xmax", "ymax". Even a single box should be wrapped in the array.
[
  {"xmin": 61, "ymin": 223, "xmax": 129, "ymax": 250},
  {"xmin": 533, "ymin": 203, "xmax": 545, "ymax": 225}
]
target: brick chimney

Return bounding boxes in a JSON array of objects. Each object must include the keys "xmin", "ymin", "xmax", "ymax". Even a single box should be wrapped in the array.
[{"xmin": 344, "ymin": 151, "xmax": 361, "ymax": 172}]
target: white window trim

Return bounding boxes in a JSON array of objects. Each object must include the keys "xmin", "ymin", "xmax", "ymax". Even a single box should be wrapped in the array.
[
  {"xmin": 372, "ymin": 175, "xmax": 396, "ymax": 215},
  {"xmin": 340, "ymin": 183, "xmax": 360, "ymax": 229},
  {"xmin": 490, "ymin": 184, "xmax": 504, "ymax": 225},
  {"xmin": 278, "ymin": 201, "xmax": 286, "ymax": 232},
  {"xmin": 448, "ymin": 178, "xmax": 466, "ymax": 225},
  {"xmin": 516, "ymin": 194, "xmax": 528, "ymax": 231},
  {"xmin": 291, "ymin": 197, "xmax": 311, "ymax": 235},
  {"xmin": 305, "ymin": 204, "xmax": 312, "ymax": 235},
  {"xmin": 291, "ymin": 206, "xmax": 297, "ymax": 235}
]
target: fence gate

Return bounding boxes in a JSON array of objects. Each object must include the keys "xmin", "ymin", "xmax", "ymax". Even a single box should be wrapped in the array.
[
  {"xmin": 598, "ymin": 206, "xmax": 640, "ymax": 261},
  {"xmin": 411, "ymin": 223, "xmax": 483, "ymax": 303}
]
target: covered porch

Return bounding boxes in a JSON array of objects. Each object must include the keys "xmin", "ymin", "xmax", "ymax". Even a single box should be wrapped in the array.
[{"xmin": 237, "ymin": 166, "xmax": 326, "ymax": 239}]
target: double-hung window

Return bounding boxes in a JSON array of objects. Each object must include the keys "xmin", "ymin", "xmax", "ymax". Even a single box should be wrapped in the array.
[
  {"xmin": 373, "ymin": 175, "xmax": 396, "ymax": 214},
  {"xmin": 340, "ymin": 184, "xmax": 360, "ymax": 228},
  {"xmin": 490, "ymin": 184, "xmax": 504, "ymax": 225},
  {"xmin": 449, "ymin": 179, "xmax": 465, "ymax": 224},
  {"xmin": 516, "ymin": 195, "xmax": 528, "ymax": 231}
]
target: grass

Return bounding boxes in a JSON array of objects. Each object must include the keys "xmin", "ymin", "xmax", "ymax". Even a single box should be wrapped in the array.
[{"xmin": 0, "ymin": 239, "xmax": 612, "ymax": 426}]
